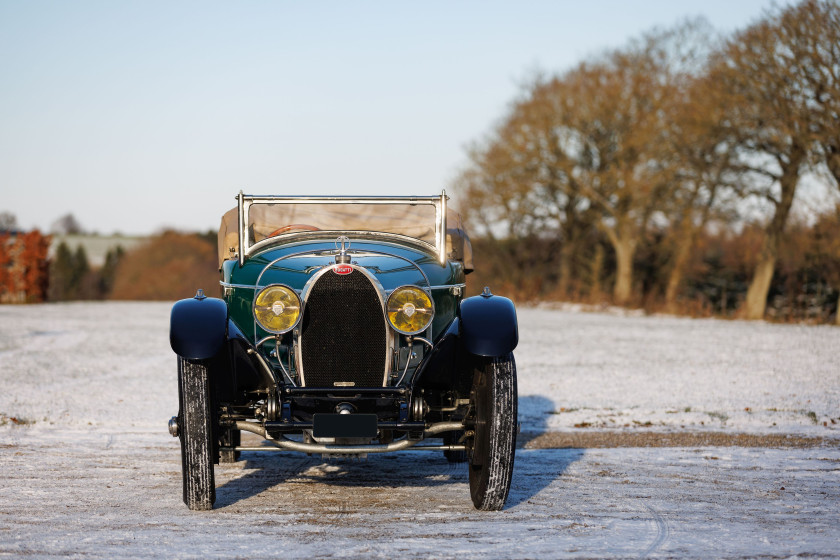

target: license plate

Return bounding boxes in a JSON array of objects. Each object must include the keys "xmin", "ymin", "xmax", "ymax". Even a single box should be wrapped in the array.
[{"xmin": 312, "ymin": 413, "xmax": 378, "ymax": 438}]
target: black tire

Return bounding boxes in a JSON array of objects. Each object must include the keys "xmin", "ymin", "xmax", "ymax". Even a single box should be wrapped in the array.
[
  {"xmin": 468, "ymin": 353, "xmax": 517, "ymax": 511},
  {"xmin": 219, "ymin": 428, "xmax": 241, "ymax": 463},
  {"xmin": 177, "ymin": 357, "xmax": 216, "ymax": 510},
  {"xmin": 443, "ymin": 431, "xmax": 468, "ymax": 463}
]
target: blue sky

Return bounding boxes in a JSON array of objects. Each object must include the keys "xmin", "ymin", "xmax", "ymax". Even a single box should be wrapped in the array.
[{"xmin": 1, "ymin": 1, "xmax": 785, "ymax": 235}]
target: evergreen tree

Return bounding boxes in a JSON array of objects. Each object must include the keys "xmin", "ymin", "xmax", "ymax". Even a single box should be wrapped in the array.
[
  {"xmin": 99, "ymin": 246, "xmax": 124, "ymax": 295},
  {"xmin": 48, "ymin": 242, "xmax": 74, "ymax": 301}
]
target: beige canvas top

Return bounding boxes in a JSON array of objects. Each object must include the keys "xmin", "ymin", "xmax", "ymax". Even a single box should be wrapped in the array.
[{"xmin": 218, "ymin": 202, "xmax": 473, "ymax": 272}]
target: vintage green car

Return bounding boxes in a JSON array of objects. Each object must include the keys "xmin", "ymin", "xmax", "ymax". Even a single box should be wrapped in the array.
[{"xmin": 169, "ymin": 192, "xmax": 519, "ymax": 511}]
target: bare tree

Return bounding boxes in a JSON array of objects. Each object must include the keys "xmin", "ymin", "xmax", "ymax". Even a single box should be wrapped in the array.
[
  {"xmin": 0, "ymin": 212, "xmax": 17, "ymax": 232},
  {"xmin": 457, "ymin": 23, "xmax": 710, "ymax": 304},
  {"xmin": 662, "ymin": 70, "xmax": 743, "ymax": 312},
  {"xmin": 456, "ymin": 74, "xmax": 601, "ymax": 298},
  {"xmin": 711, "ymin": 0, "xmax": 840, "ymax": 319},
  {"xmin": 454, "ymin": 8, "xmax": 839, "ymax": 316},
  {"xmin": 51, "ymin": 213, "xmax": 84, "ymax": 235},
  {"xmin": 546, "ymin": 28, "xmax": 694, "ymax": 304},
  {"xmin": 784, "ymin": 0, "xmax": 840, "ymax": 187}
]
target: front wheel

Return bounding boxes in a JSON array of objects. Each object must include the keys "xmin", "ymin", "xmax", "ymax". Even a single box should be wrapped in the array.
[
  {"xmin": 468, "ymin": 354, "xmax": 517, "ymax": 511},
  {"xmin": 177, "ymin": 357, "xmax": 216, "ymax": 510}
]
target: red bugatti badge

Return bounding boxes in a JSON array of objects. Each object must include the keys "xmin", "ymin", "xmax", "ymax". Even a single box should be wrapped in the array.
[{"xmin": 333, "ymin": 264, "xmax": 353, "ymax": 275}]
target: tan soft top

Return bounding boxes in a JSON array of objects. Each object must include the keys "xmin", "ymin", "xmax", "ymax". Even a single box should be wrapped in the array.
[{"xmin": 218, "ymin": 203, "xmax": 472, "ymax": 272}]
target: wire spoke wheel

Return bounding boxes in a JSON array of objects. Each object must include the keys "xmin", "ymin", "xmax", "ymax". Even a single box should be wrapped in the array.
[
  {"xmin": 468, "ymin": 353, "xmax": 517, "ymax": 511},
  {"xmin": 177, "ymin": 357, "xmax": 216, "ymax": 510}
]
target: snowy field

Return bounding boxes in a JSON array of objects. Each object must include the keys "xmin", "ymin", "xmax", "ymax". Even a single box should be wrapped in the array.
[{"xmin": 1, "ymin": 302, "xmax": 838, "ymax": 558}]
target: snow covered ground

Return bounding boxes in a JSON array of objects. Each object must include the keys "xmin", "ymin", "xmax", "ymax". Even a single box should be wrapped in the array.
[
  {"xmin": 0, "ymin": 302, "xmax": 838, "ymax": 558},
  {"xmin": 518, "ymin": 304, "xmax": 840, "ymax": 437}
]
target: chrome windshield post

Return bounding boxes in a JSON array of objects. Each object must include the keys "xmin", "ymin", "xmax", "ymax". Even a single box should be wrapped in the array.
[
  {"xmin": 437, "ymin": 190, "xmax": 447, "ymax": 266},
  {"xmin": 237, "ymin": 190, "xmax": 246, "ymax": 267}
]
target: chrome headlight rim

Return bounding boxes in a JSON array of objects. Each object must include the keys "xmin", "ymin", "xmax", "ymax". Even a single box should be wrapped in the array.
[
  {"xmin": 253, "ymin": 283, "xmax": 302, "ymax": 335},
  {"xmin": 386, "ymin": 284, "xmax": 435, "ymax": 336}
]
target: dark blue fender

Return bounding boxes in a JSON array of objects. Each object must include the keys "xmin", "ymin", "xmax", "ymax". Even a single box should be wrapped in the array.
[
  {"xmin": 170, "ymin": 290, "xmax": 228, "ymax": 360},
  {"xmin": 458, "ymin": 289, "xmax": 518, "ymax": 357}
]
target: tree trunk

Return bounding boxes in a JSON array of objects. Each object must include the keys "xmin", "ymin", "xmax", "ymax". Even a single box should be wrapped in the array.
[
  {"xmin": 557, "ymin": 243, "xmax": 574, "ymax": 298},
  {"xmin": 665, "ymin": 244, "xmax": 689, "ymax": 314},
  {"xmin": 743, "ymin": 148, "xmax": 804, "ymax": 320},
  {"xmin": 825, "ymin": 143, "xmax": 840, "ymax": 188},
  {"xmin": 744, "ymin": 255, "xmax": 777, "ymax": 320},
  {"xmin": 589, "ymin": 243, "xmax": 604, "ymax": 301},
  {"xmin": 665, "ymin": 182, "xmax": 716, "ymax": 314},
  {"xmin": 827, "ymin": 147, "xmax": 840, "ymax": 327},
  {"xmin": 612, "ymin": 238, "xmax": 636, "ymax": 306},
  {"xmin": 836, "ymin": 291, "xmax": 840, "ymax": 326},
  {"xmin": 664, "ymin": 219, "xmax": 697, "ymax": 314}
]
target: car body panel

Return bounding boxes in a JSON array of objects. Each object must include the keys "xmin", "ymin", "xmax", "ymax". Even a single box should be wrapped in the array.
[
  {"xmin": 221, "ymin": 236, "xmax": 465, "ymax": 350},
  {"xmin": 460, "ymin": 291, "xmax": 519, "ymax": 357},
  {"xmin": 170, "ymin": 294, "xmax": 228, "ymax": 360}
]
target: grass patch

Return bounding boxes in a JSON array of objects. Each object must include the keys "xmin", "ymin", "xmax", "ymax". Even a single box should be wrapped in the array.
[{"xmin": 0, "ymin": 413, "xmax": 35, "ymax": 427}]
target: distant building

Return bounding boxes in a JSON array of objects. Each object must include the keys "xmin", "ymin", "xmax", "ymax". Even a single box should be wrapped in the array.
[{"xmin": 0, "ymin": 230, "xmax": 51, "ymax": 303}]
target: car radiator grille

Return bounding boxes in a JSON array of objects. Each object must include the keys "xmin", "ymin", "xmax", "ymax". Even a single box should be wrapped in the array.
[{"xmin": 300, "ymin": 269, "xmax": 387, "ymax": 387}]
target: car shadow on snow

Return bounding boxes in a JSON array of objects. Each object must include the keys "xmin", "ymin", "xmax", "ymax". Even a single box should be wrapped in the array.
[
  {"xmin": 506, "ymin": 394, "xmax": 583, "ymax": 508},
  {"xmin": 517, "ymin": 394, "xmax": 556, "ymax": 448},
  {"xmin": 213, "ymin": 451, "xmax": 321, "ymax": 509},
  {"xmin": 214, "ymin": 444, "xmax": 480, "ymax": 510}
]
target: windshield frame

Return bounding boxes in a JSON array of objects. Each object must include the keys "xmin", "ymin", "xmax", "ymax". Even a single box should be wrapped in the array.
[{"xmin": 236, "ymin": 192, "xmax": 448, "ymax": 266}]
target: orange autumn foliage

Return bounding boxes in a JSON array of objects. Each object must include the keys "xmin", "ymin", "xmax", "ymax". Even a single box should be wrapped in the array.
[
  {"xmin": 109, "ymin": 231, "xmax": 219, "ymax": 301},
  {"xmin": 0, "ymin": 230, "xmax": 51, "ymax": 303}
]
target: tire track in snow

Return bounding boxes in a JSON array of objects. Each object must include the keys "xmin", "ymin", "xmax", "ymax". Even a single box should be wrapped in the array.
[{"xmin": 639, "ymin": 502, "xmax": 669, "ymax": 558}]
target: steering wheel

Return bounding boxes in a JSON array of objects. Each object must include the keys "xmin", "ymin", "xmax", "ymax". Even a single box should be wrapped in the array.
[{"xmin": 267, "ymin": 224, "xmax": 321, "ymax": 237}]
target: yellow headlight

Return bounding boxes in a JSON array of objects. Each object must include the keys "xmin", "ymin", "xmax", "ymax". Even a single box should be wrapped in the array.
[
  {"xmin": 386, "ymin": 286, "xmax": 434, "ymax": 335},
  {"xmin": 254, "ymin": 285, "xmax": 301, "ymax": 334}
]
